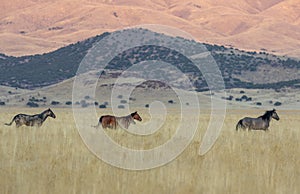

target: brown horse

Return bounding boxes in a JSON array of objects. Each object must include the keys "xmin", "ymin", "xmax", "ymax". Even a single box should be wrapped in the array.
[
  {"xmin": 96, "ymin": 111, "xmax": 142, "ymax": 129},
  {"xmin": 5, "ymin": 108, "xmax": 56, "ymax": 128}
]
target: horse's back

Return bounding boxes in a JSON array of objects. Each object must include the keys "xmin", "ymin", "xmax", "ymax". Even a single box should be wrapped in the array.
[
  {"xmin": 100, "ymin": 115, "xmax": 115, "ymax": 121},
  {"xmin": 116, "ymin": 116, "xmax": 132, "ymax": 129},
  {"xmin": 241, "ymin": 116, "xmax": 269, "ymax": 130},
  {"xmin": 242, "ymin": 117, "xmax": 254, "ymax": 121},
  {"xmin": 100, "ymin": 115, "xmax": 117, "ymax": 128}
]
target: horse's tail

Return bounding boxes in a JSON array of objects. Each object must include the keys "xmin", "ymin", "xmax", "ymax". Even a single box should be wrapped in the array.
[
  {"xmin": 236, "ymin": 119, "xmax": 243, "ymax": 131},
  {"xmin": 92, "ymin": 116, "xmax": 104, "ymax": 128},
  {"xmin": 5, "ymin": 116, "xmax": 16, "ymax": 126},
  {"xmin": 97, "ymin": 116, "xmax": 104, "ymax": 128}
]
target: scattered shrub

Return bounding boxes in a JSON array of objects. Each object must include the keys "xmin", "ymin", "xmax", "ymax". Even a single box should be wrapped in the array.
[
  {"xmin": 80, "ymin": 100, "xmax": 88, "ymax": 108},
  {"xmin": 129, "ymin": 97, "xmax": 136, "ymax": 101},
  {"xmin": 256, "ymin": 102, "xmax": 262, "ymax": 106},
  {"xmin": 26, "ymin": 101, "xmax": 39, "ymax": 107},
  {"xmin": 227, "ymin": 96, "xmax": 234, "ymax": 101},
  {"xmin": 99, "ymin": 104, "xmax": 107, "ymax": 109},
  {"xmin": 120, "ymin": 100, "xmax": 127, "ymax": 104},
  {"xmin": 222, "ymin": 96, "xmax": 233, "ymax": 101},
  {"xmin": 94, "ymin": 102, "xmax": 99, "ymax": 106},
  {"xmin": 29, "ymin": 97, "xmax": 37, "ymax": 102},
  {"xmin": 51, "ymin": 101, "xmax": 60, "ymax": 105},
  {"xmin": 0, "ymin": 101, "xmax": 5, "ymax": 106},
  {"xmin": 241, "ymin": 95, "xmax": 248, "ymax": 100},
  {"xmin": 274, "ymin": 101, "xmax": 282, "ymax": 106},
  {"xmin": 118, "ymin": 105, "xmax": 125, "ymax": 109},
  {"xmin": 145, "ymin": 104, "xmax": 149, "ymax": 108},
  {"xmin": 65, "ymin": 101, "xmax": 72, "ymax": 105},
  {"xmin": 240, "ymin": 90, "xmax": 245, "ymax": 94},
  {"xmin": 168, "ymin": 100, "xmax": 174, "ymax": 104}
]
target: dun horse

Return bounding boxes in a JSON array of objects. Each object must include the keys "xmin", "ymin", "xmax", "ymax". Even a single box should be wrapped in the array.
[
  {"xmin": 96, "ymin": 111, "xmax": 142, "ymax": 129},
  {"xmin": 5, "ymin": 108, "xmax": 56, "ymax": 127},
  {"xmin": 236, "ymin": 109, "xmax": 279, "ymax": 131}
]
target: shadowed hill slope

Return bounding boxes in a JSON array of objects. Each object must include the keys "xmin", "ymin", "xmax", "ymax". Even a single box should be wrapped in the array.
[{"xmin": 0, "ymin": 29, "xmax": 299, "ymax": 91}]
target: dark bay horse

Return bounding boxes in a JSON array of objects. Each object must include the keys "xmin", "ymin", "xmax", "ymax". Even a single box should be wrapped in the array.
[
  {"xmin": 236, "ymin": 109, "xmax": 279, "ymax": 131},
  {"xmin": 96, "ymin": 111, "xmax": 142, "ymax": 129},
  {"xmin": 5, "ymin": 108, "xmax": 56, "ymax": 127}
]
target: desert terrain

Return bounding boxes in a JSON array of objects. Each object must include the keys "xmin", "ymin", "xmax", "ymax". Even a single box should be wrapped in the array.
[
  {"xmin": 1, "ymin": 0, "xmax": 300, "ymax": 57},
  {"xmin": 0, "ymin": 0, "xmax": 299, "ymax": 193}
]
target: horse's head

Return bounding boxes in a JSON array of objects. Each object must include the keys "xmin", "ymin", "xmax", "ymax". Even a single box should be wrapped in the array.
[
  {"xmin": 131, "ymin": 111, "xmax": 142, "ymax": 121},
  {"xmin": 271, "ymin": 109, "xmax": 279, "ymax": 121},
  {"xmin": 47, "ymin": 108, "xmax": 56, "ymax": 119}
]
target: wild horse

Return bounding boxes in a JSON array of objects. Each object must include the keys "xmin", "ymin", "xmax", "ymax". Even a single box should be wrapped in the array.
[
  {"xmin": 96, "ymin": 111, "xmax": 142, "ymax": 129},
  {"xmin": 5, "ymin": 108, "xmax": 56, "ymax": 127},
  {"xmin": 236, "ymin": 109, "xmax": 279, "ymax": 131}
]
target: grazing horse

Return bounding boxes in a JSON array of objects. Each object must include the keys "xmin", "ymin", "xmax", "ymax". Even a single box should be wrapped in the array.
[
  {"xmin": 236, "ymin": 109, "xmax": 279, "ymax": 131},
  {"xmin": 96, "ymin": 111, "xmax": 142, "ymax": 129},
  {"xmin": 5, "ymin": 108, "xmax": 56, "ymax": 127}
]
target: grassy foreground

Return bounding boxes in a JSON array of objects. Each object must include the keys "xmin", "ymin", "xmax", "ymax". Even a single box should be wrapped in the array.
[{"xmin": 0, "ymin": 108, "xmax": 299, "ymax": 194}]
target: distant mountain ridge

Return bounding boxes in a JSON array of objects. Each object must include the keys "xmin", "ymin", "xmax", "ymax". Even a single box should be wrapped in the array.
[
  {"xmin": 1, "ymin": 0, "xmax": 300, "ymax": 57},
  {"xmin": 0, "ymin": 29, "xmax": 299, "ymax": 91}
]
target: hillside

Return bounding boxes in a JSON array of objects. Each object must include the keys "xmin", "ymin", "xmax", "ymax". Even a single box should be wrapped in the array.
[
  {"xmin": 0, "ymin": 33, "xmax": 109, "ymax": 88},
  {"xmin": 0, "ymin": 29, "xmax": 299, "ymax": 91},
  {"xmin": 1, "ymin": 0, "xmax": 300, "ymax": 57}
]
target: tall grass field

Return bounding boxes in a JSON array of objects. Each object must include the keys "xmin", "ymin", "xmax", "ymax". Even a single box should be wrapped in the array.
[{"xmin": 0, "ymin": 108, "xmax": 299, "ymax": 194}]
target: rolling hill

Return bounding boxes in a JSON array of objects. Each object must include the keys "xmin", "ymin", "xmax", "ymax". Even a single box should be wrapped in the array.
[
  {"xmin": 0, "ymin": 28, "xmax": 299, "ymax": 91},
  {"xmin": 1, "ymin": 0, "xmax": 300, "ymax": 57}
]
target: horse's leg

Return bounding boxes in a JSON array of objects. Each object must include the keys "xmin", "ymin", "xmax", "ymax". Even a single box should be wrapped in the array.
[
  {"xmin": 108, "ymin": 122, "xmax": 113, "ymax": 129},
  {"xmin": 108, "ymin": 120, "xmax": 113, "ymax": 129},
  {"xmin": 113, "ymin": 121, "xmax": 117, "ymax": 129},
  {"xmin": 102, "ymin": 122, "xmax": 106, "ymax": 129},
  {"xmin": 37, "ymin": 122, "xmax": 42, "ymax": 128},
  {"xmin": 14, "ymin": 120, "xmax": 21, "ymax": 128},
  {"xmin": 124, "ymin": 122, "xmax": 129, "ymax": 129},
  {"xmin": 107, "ymin": 120, "xmax": 112, "ymax": 129},
  {"xmin": 112, "ymin": 118, "xmax": 117, "ymax": 129},
  {"xmin": 29, "ymin": 121, "xmax": 34, "ymax": 127},
  {"xmin": 241, "ymin": 121, "xmax": 247, "ymax": 131},
  {"xmin": 247, "ymin": 125, "xmax": 252, "ymax": 131}
]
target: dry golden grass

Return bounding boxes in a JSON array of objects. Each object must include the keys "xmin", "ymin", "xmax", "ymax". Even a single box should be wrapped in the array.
[{"xmin": 0, "ymin": 108, "xmax": 299, "ymax": 194}]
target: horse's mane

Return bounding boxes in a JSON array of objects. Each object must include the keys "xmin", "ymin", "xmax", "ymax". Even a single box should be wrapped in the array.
[
  {"xmin": 41, "ymin": 108, "xmax": 51, "ymax": 113},
  {"xmin": 131, "ymin": 111, "xmax": 137, "ymax": 117},
  {"xmin": 259, "ymin": 110, "xmax": 274, "ymax": 120}
]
